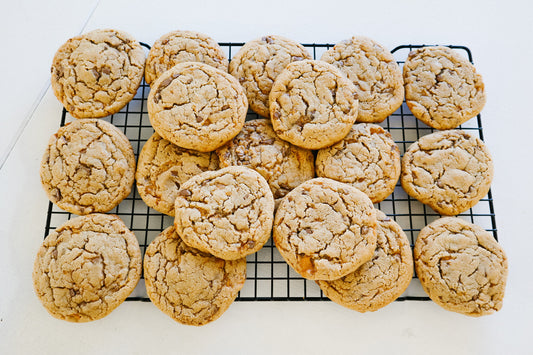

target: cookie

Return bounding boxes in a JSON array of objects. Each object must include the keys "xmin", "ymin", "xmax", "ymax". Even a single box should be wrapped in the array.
[
  {"xmin": 145, "ymin": 30, "xmax": 228, "ymax": 86},
  {"xmin": 316, "ymin": 123, "xmax": 400, "ymax": 203},
  {"xmin": 136, "ymin": 132, "xmax": 219, "ymax": 216},
  {"xmin": 317, "ymin": 210, "xmax": 413, "ymax": 312},
  {"xmin": 403, "ymin": 46, "xmax": 486, "ymax": 130},
  {"xmin": 143, "ymin": 226, "xmax": 246, "ymax": 326},
  {"xmin": 174, "ymin": 166, "xmax": 274, "ymax": 260},
  {"xmin": 321, "ymin": 36, "xmax": 404, "ymax": 123},
  {"xmin": 229, "ymin": 35, "xmax": 311, "ymax": 117},
  {"xmin": 33, "ymin": 214, "xmax": 141, "ymax": 322},
  {"xmin": 414, "ymin": 217, "xmax": 507, "ymax": 316},
  {"xmin": 40, "ymin": 119, "xmax": 136, "ymax": 215},
  {"xmin": 401, "ymin": 130, "xmax": 493, "ymax": 216},
  {"xmin": 269, "ymin": 59, "xmax": 359, "ymax": 150},
  {"xmin": 216, "ymin": 119, "xmax": 315, "ymax": 203},
  {"xmin": 148, "ymin": 62, "xmax": 248, "ymax": 152},
  {"xmin": 51, "ymin": 29, "xmax": 145, "ymax": 119},
  {"xmin": 273, "ymin": 178, "xmax": 377, "ymax": 280}
]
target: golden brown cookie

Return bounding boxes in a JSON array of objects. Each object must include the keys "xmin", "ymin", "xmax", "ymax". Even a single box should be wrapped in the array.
[
  {"xmin": 143, "ymin": 226, "xmax": 246, "ymax": 326},
  {"xmin": 403, "ymin": 46, "xmax": 486, "ymax": 130},
  {"xmin": 321, "ymin": 36, "xmax": 404, "ymax": 123},
  {"xmin": 316, "ymin": 123, "xmax": 400, "ymax": 203},
  {"xmin": 174, "ymin": 166, "xmax": 274, "ymax": 260},
  {"xmin": 269, "ymin": 59, "xmax": 359, "ymax": 149},
  {"xmin": 317, "ymin": 210, "xmax": 413, "ymax": 312},
  {"xmin": 51, "ymin": 29, "xmax": 146, "ymax": 118},
  {"xmin": 229, "ymin": 35, "xmax": 311, "ymax": 117},
  {"xmin": 216, "ymin": 119, "xmax": 315, "ymax": 204},
  {"xmin": 136, "ymin": 132, "xmax": 219, "ymax": 216},
  {"xmin": 273, "ymin": 178, "xmax": 377, "ymax": 280},
  {"xmin": 148, "ymin": 62, "xmax": 248, "ymax": 152},
  {"xmin": 40, "ymin": 119, "xmax": 136, "ymax": 215},
  {"xmin": 33, "ymin": 214, "xmax": 142, "ymax": 322},
  {"xmin": 414, "ymin": 217, "xmax": 507, "ymax": 317},
  {"xmin": 145, "ymin": 30, "xmax": 228, "ymax": 86},
  {"xmin": 401, "ymin": 130, "xmax": 493, "ymax": 216}
]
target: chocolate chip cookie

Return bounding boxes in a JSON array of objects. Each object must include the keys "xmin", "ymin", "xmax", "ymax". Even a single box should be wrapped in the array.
[
  {"xmin": 51, "ymin": 29, "xmax": 145, "ymax": 118},
  {"xmin": 414, "ymin": 217, "xmax": 507, "ymax": 316},
  {"xmin": 40, "ymin": 119, "xmax": 136, "ymax": 215},
  {"xmin": 316, "ymin": 123, "xmax": 400, "ymax": 203},
  {"xmin": 33, "ymin": 214, "xmax": 142, "ymax": 322},
  {"xmin": 317, "ymin": 210, "xmax": 413, "ymax": 312},
  {"xmin": 148, "ymin": 62, "xmax": 248, "ymax": 152},
  {"xmin": 403, "ymin": 46, "xmax": 486, "ymax": 130},
  {"xmin": 229, "ymin": 35, "xmax": 311, "ymax": 117},
  {"xmin": 216, "ymin": 119, "xmax": 315, "ymax": 204},
  {"xmin": 273, "ymin": 178, "xmax": 377, "ymax": 280},
  {"xmin": 145, "ymin": 30, "xmax": 228, "ymax": 86},
  {"xmin": 321, "ymin": 36, "xmax": 404, "ymax": 123},
  {"xmin": 136, "ymin": 132, "xmax": 219, "ymax": 216},
  {"xmin": 269, "ymin": 59, "xmax": 359, "ymax": 149},
  {"xmin": 174, "ymin": 166, "xmax": 274, "ymax": 260},
  {"xmin": 401, "ymin": 130, "xmax": 493, "ymax": 216},
  {"xmin": 143, "ymin": 226, "xmax": 246, "ymax": 326}
]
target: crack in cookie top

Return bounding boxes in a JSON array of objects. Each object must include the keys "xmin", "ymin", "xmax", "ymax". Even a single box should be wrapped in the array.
[
  {"xmin": 136, "ymin": 132, "xmax": 219, "ymax": 216},
  {"xmin": 317, "ymin": 210, "xmax": 413, "ymax": 312},
  {"xmin": 148, "ymin": 62, "xmax": 248, "ymax": 152},
  {"xmin": 403, "ymin": 46, "xmax": 486, "ymax": 130},
  {"xmin": 51, "ymin": 29, "xmax": 145, "ymax": 118},
  {"xmin": 229, "ymin": 35, "xmax": 311, "ymax": 118},
  {"xmin": 145, "ymin": 30, "xmax": 228, "ymax": 86},
  {"xmin": 216, "ymin": 118, "xmax": 315, "ymax": 202},
  {"xmin": 316, "ymin": 123, "xmax": 400, "ymax": 203},
  {"xmin": 269, "ymin": 59, "xmax": 359, "ymax": 150},
  {"xmin": 273, "ymin": 178, "xmax": 377, "ymax": 280},
  {"xmin": 33, "ymin": 214, "xmax": 141, "ymax": 322},
  {"xmin": 401, "ymin": 130, "xmax": 493, "ymax": 216},
  {"xmin": 321, "ymin": 36, "xmax": 404, "ymax": 123},
  {"xmin": 143, "ymin": 226, "xmax": 246, "ymax": 326},
  {"xmin": 40, "ymin": 119, "xmax": 136, "ymax": 215},
  {"xmin": 174, "ymin": 166, "xmax": 274, "ymax": 260},
  {"xmin": 414, "ymin": 217, "xmax": 507, "ymax": 317}
]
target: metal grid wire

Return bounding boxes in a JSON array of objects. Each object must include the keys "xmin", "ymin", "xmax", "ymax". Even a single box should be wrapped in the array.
[{"xmin": 43, "ymin": 42, "xmax": 498, "ymax": 302}]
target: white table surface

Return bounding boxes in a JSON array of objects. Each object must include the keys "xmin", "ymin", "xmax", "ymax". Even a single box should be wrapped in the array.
[{"xmin": 1, "ymin": 0, "xmax": 532, "ymax": 354}]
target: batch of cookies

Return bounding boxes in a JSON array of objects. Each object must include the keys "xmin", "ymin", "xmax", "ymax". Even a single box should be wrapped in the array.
[{"xmin": 34, "ymin": 28, "xmax": 508, "ymax": 325}]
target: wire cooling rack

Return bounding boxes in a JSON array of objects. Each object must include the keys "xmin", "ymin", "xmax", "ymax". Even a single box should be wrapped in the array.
[{"xmin": 43, "ymin": 42, "xmax": 498, "ymax": 302}]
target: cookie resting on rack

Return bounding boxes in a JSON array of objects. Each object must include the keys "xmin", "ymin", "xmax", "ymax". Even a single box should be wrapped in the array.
[
  {"xmin": 144, "ymin": 226, "xmax": 246, "ymax": 326},
  {"xmin": 273, "ymin": 178, "xmax": 377, "ymax": 280},
  {"xmin": 51, "ymin": 28, "xmax": 145, "ymax": 118},
  {"xmin": 33, "ymin": 214, "xmax": 141, "ymax": 322},
  {"xmin": 414, "ymin": 217, "xmax": 507, "ymax": 317}
]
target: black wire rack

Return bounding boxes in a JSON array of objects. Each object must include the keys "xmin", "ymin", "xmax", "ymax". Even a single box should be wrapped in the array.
[{"xmin": 43, "ymin": 42, "xmax": 497, "ymax": 303}]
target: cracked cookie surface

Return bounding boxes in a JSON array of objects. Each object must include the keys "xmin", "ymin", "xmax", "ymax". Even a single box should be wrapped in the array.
[
  {"xmin": 143, "ymin": 226, "xmax": 246, "ymax": 326},
  {"xmin": 316, "ymin": 123, "xmax": 400, "ymax": 203},
  {"xmin": 40, "ymin": 119, "xmax": 136, "ymax": 215},
  {"xmin": 317, "ymin": 210, "xmax": 412, "ymax": 312},
  {"xmin": 51, "ymin": 29, "xmax": 145, "ymax": 118},
  {"xmin": 33, "ymin": 214, "xmax": 141, "ymax": 322},
  {"xmin": 136, "ymin": 132, "xmax": 219, "ymax": 216},
  {"xmin": 321, "ymin": 36, "xmax": 404, "ymax": 123},
  {"xmin": 174, "ymin": 166, "xmax": 274, "ymax": 260},
  {"xmin": 414, "ymin": 217, "xmax": 507, "ymax": 316},
  {"xmin": 216, "ymin": 119, "xmax": 314, "ymax": 205},
  {"xmin": 401, "ymin": 130, "xmax": 493, "ymax": 216},
  {"xmin": 273, "ymin": 178, "xmax": 377, "ymax": 280},
  {"xmin": 148, "ymin": 62, "xmax": 248, "ymax": 152},
  {"xmin": 403, "ymin": 46, "xmax": 486, "ymax": 130},
  {"xmin": 145, "ymin": 30, "xmax": 228, "ymax": 86},
  {"xmin": 229, "ymin": 35, "xmax": 311, "ymax": 117},
  {"xmin": 269, "ymin": 60, "xmax": 359, "ymax": 149}
]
